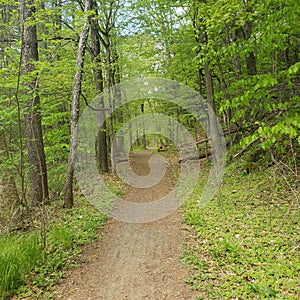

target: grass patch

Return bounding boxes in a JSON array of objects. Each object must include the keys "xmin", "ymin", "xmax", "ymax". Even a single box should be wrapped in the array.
[
  {"xmin": 0, "ymin": 234, "xmax": 42, "ymax": 299},
  {"xmin": 0, "ymin": 197, "xmax": 106, "ymax": 299},
  {"xmin": 182, "ymin": 160, "xmax": 300, "ymax": 299}
]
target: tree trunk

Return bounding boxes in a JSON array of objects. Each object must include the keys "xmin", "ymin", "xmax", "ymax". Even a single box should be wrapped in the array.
[
  {"xmin": 64, "ymin": 0, "xmax": 92, "ymax": 208},
  {"xmin": 93, "ymin": 1, "xmax": 120, "ymax": 174},
  {"xmin": 196, "ymin": 0, "xmax": 222, "ymax": 160},
  {"xmin": 108, "ymin": 91, "xmax": 116, "ymax": 174},
  {"xmin": 244, "ymin": 9, "xmax": 257, "ymax": 76},
  {"xmin": 90, "ymin": 5, "xmax": 109, "ymax": 174},
  {"xmin": 198, "ymin": 21, "xmax": 218, "ymax": 136},
  {"xmin": 203, "ymin": 61, "xmax": 215, "ymax": 112},
  {"xmin": 20, "ymin": 0, "xmax": 49, "ymax": 206},
  {"xmin": 105, "ymin": 45, "xmax": 116, "ymax": 174},
  {"xmin": 141, "ymin": 103, "xmax": 147, "ymax": 149}
]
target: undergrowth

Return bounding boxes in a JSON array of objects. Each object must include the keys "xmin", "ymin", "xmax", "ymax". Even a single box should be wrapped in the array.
[
  {"xmin": 182, "ymin": 159, "xmax": 300, "ymax": 299},
  {"xmin": 0, "ymin": 197, "xmax": 106, "ymax": 300}
]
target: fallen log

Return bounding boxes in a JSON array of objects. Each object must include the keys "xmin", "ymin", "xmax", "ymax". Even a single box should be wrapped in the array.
[{"xmin": 178, "ymin": 150, "xmax": 212, "ymax": 163}]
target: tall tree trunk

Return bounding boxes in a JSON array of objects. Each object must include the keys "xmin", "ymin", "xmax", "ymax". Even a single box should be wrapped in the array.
[
  {"xmin": 93, "ymin": 0, "xmax": 120, "ymax": 174},
  {"xmin": 198, "ymin": 18, "xmax": 217, "ymax": 129},
  {"xmin": 105, "ymin": 45, "xmax": 116, "ymax": 174},
  {"xmin": 196, "ymin": 0, "xmax": 221, "ymax": 158},
  {"xmin": 64, "ymin": 0, "xmax": 92, "ymax": 208},
  {"xmin": 141, "ymin": 103, "xmax": 146, "ymax": 148},
  {"xmin": 90, "ymin": 5, "xmax": 109, "ymax": 174},
  {"xmin": 20, "ymin": 0, "xmax": 49, "ymax": 206},
  {"xmin": 203, "ymin": 61, "xmax": 215, "ymax": 112},
  {"xmin": 108, "ymin": 91, "xmax": 116, "ymax": 174}
]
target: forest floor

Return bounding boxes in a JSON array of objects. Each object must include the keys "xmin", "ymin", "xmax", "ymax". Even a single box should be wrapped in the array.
[{"xmin": 53, "ymin": 150, "xmax": 197, "ymax": 300}]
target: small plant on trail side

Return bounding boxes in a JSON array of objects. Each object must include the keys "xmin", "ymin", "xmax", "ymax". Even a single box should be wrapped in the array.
[
  {"xmin": 0, "ymin": 234, "xmax": 42, "ymax": 299},
  {"xmin": 0, "ymin": 197, "xmax": 106, "ymax": 300}
]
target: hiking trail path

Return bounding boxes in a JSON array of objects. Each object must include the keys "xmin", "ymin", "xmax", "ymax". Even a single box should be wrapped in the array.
[{"xmin": 54, "ymin": 150, "xmax": 197, "ymax": 300}]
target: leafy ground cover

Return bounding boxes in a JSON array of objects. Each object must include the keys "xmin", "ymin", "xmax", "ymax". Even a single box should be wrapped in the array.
[
  {"xmin": 0, "ymin": 198, "xmax": 106, "ymax": 300},
  {"xmin": 182, "ymin": 160, "xmax": 300, "ymax": 299}
]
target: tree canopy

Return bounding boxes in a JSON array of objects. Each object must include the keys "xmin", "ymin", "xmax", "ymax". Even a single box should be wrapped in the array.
[{"xmin": 0, "ymin": 0, "xmax": 299, "ymax": 212}]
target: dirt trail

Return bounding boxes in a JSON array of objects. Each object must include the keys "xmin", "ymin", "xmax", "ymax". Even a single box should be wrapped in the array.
[{"xmin": 55, "ymin": 150, "xmax": 196, "ymax": 300}]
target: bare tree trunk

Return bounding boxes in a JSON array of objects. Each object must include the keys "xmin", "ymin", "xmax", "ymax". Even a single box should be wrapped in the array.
[
  {"xmin": 64, "ymin": 0, "xmax": 92, "ymax": 208},
  {"xmin": 91, "ymin": 5, "xmax": 109, "ymax": 174},
  {"xmin": 195, "ymin": 0, "xmax": 223, "ymax": 162},
  {"xmin": 203, "ymin": 61, "xmax": 215, "ymax": 112},
  {"xmin": 20, "ymin": 0, "xmax": 49, "ymax": 206},
  {"xmin": 105, "ymin": 45, "xmax": 116, "ymax": 174},
  {"xmin": 92, "ymin": 0, "xmax": 120, "ymax": 174},
  {"xmin": 108, "ymin": 91, "xmax": 116, "ymax": 174},
  {"xmin": 198, "ymin": 21, "xmax": 218, "ymax": 136},
  {"xmin": 141, "ymin": 103, "xmax": 147, "ymax": 149},
  {"xmin": 203, "ymin": 53, "xmax": 220, "ymax": 151}
]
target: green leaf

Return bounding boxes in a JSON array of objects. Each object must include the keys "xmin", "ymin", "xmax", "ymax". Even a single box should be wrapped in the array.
[
  {"xmin": 261, "ymin": 285, "xmax": 277, "ymax": 297},
  {"xmin": 288, "ymin": 62, "xmax": 300, "ymax": 75},
  {"xmin": 248, "ymin": 283, "xmax": 260, "ymax": 293}
]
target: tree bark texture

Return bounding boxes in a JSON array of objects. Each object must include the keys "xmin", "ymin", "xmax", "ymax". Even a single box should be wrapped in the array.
[
  {"xmin": 20, "ymin": 0, "xmax": 49, "ymax": 206},
  {"xmin": 64, "ymin": 0, "xmax": 92, "ymax": 208},
  {"xmin": 91, "ymin": 5, "xmax": 109, "ymax": 174}
]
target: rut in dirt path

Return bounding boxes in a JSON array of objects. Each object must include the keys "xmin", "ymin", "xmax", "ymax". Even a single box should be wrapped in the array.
[{"xmin": 55, "ymin": 150, "xmax": 197, "ymax": 300}]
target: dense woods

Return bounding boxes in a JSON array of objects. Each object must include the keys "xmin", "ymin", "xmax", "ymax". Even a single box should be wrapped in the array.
[
  {"xmin": 1, "ymin": 0, "xmax": 298, "ymax": 217},
  {"xmin": 0, "ymin": 0, "xmax": 299, "ymax": 298}
]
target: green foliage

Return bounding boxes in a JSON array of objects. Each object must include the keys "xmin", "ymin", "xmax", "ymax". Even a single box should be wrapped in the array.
[
  {"xmin": 25, "ymin": 200, "xmax": 106, "ymax": 298},
  {"xmin": 2, "ymin": 0, "xmax": 297, "ymax": 209},
  {"xmin": 186, "ymin": 0, "xmax": 300, "ymax": 155},
  {"xmin": 182, "ymin": 161, "xmax": 300, "ymax": 299},
  {"xmin": 0, "ymin": 198, "xmax": 106, "ymax": 299},
  {"xmin": 0, "ymin": 0, "xmax": 299, "ymax": 297},
  {"xmin": 0, "ymin": 234, "xmax": 42, "ymax": 299},
  {"xmin": 119, "ymin": 34, "xmax": 161, "ymax": 78}
]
